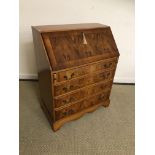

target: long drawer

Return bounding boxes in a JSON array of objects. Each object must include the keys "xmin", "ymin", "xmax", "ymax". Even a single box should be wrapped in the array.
[
  {"xmin": 53, "ymin": 57, "xmax": 118, "ymax": 83},
  {"xmin": 54, "ymin": 69, "xmax": 115, "ymax": 96},
  {"xmin": 54, "ymin": 80, "xmax": 112, "ymax": 108},
  {"xmin": 55, "ymin": 90, "xmax": 110, "ymax": 121}
]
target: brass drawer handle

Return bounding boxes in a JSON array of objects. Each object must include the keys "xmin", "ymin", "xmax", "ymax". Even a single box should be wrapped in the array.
[
  {"xmin": 98, "ymin": 95, "xmax": 105, "ymax": 100},
  {"xmin": 70, "ymin": 73, "xmax": 75, "ymax": 78},
  {"xmin": 100, "ymin": 73, "xmax": 106, "ymax": 79},
  {"xmin": 62, "ymin": 111, "xmax": 67, "ymax": 116},
  {"xmin": 68, "ymin": 109, "xmax": 74, "ymax": 115},
  {"xmin": 62, "ymin": 100, "xmax": 67, "ymax": 104},
  {"xmin": 62, "ymin": 87, "xmax": 68, "ymax": 92},
  {"xmin": 62, "ymin": 109, "xmax": 74, "ymax": 116},
  {"xmin": 78, "ymin": 70, "xmax": 85, "ymax": 76},
  {"xmin": 64, "ymin": 72, "xmax": 75, "ymax": 80},
  {"xmin": 63, "ymin": 75, "xmax": 68, "ymax": 80},
  {"xmin": 62, "ymin": 85, "xmax": 74, "ymax": 92},
  {"xmin": 104, "ymin": 62, "xmax": 112, "ymax": 68},
  {"xmin": 62, "ymin": 97, "xmax": 74, "ymax": 104},
  {"xmin": 100, "ymin": 72, "xmax": 110, "ymax": 79}
]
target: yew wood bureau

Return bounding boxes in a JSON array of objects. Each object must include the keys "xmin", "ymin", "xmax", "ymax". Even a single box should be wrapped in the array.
[{"xmin": 32, "ymin": 23, "xmax": 120, "ymax": 131}]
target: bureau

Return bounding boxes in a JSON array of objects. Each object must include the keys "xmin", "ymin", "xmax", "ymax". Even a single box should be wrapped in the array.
[{"xmin": 32, "ymin": 23, "xmax": 120, "ymax": 131}]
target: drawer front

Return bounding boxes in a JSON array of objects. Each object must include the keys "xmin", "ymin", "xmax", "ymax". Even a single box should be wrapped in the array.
[
  {"xmin": 54, "ymin": 69, "xmax": 115, "ymax": 96},
  {"xmin": 55, "ymin": 91, "xmax": 110, "ymax": 121},
  {"xmin": 54, "ymin": 81, "xmax": 112, "ymax": 108},
  {"xmin": 53, "ymin": 58, "xmax": 117, "ymax": 83},
  {"xmin": 53, "ymin": 66, "xmax": 89, "ymax": 83}
]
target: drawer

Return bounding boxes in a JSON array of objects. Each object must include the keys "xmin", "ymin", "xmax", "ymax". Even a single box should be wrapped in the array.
[
  {"xmin": 53, "ymin": 66, "xmax": 89, "ymax": 83},
  {"xmin": 55, "ymin": 90, "xmax": 110, "ymax": 121},
  {"xmin": 53, "ymin": 57, "xmax": 117, "ymax": 83},
  {"xmin": 54, "ymin": 81, "xmax": 112, "ymax": 108},
  {"xmin": 54, "ymin": 69, "xmax": 115, "ymax": 96}
]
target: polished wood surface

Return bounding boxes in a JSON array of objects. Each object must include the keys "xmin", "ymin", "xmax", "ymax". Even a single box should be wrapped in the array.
[
  {"xmin": 54, "ymin": 69, "xmax": 115, "ymax": 96},
  {"xmin": 54, "ymin": 80, "xmax": 112, "ymax": 108},
  {"xmin": 32, "ymin": 23, "xmax": 120, "ymax": 131},
  {"xmin": 53, "ymin": 57, "xmax": 118, "ymax": 83},
  {"xmin": 41, "ymin": 27, "xmax": 119, "ymax": 71},
  {"xmin": 32, "ymin": 23, "xmax": 108, "ymax": 33},
  {"xmin": 55, "ymin": 90, "xmax": 110, "ymax": 121}
]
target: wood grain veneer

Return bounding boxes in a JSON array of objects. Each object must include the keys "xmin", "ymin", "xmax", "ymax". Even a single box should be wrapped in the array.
[{"xmin": 32, "ymin": 23, "xmax": 120, "ymax": 131}]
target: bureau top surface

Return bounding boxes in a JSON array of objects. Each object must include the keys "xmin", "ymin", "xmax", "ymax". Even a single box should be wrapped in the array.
[
  {"xmin": 32, "ymin": 23, "xmax": 119, "ymax": 71},
  {"xmin": 32, "ymin": 23, "xmax": 108, "ymax": 33}
]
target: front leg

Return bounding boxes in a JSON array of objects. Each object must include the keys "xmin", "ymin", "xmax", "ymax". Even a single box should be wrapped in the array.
[{"xmin": 102, "ymin": 99, "xmax": 110, "ymax": 107}]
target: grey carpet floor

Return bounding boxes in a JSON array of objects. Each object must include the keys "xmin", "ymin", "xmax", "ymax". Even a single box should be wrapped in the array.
[{"xmin": 19, "ymin": 81, "xmax": 135, "ymax": 155}]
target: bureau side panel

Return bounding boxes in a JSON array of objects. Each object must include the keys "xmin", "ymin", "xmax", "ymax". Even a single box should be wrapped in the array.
[
  {"xmin": 32, "ymin": 27, "xmax": 54, "ymax": 123},
  {"xmin": 32, "ymin": 27, "xmax": 51, "ymax": 72}
]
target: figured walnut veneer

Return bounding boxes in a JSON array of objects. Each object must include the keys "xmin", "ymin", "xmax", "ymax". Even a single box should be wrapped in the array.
[{"xmin": 32, "ymin": 23, "xmax": 119, "ymax": 131}]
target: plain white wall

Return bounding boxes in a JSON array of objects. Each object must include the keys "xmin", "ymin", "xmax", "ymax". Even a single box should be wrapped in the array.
[{"xmin": 19, "ymin": 0, "xmax": 134, "ymax": 83}]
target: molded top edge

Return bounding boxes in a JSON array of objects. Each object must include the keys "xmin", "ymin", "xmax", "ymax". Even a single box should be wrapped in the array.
[{"xmin": 31, "ymin": 23, "xmax": 109, "ymax": 33}]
